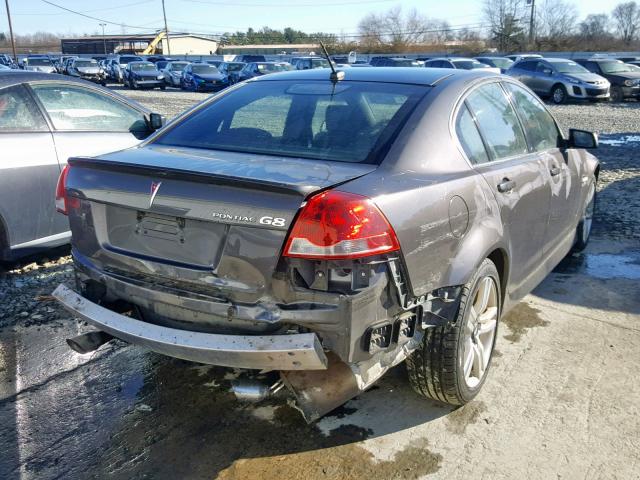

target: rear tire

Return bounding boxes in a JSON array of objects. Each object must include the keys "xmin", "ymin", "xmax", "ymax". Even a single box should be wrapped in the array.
[
  {"xmin": 572, "ymin": 178, "xmax": 596, "ymax": 252},
  {"xmin": 406, "ymin": 259, "xmax": 501, "ymax": 406}
]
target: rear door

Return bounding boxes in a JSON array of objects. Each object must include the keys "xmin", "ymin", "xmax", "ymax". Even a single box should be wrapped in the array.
[
  {"xmin": 457, "ymin": 81, "xmax": 550, "ymax": 299},
  {"xmin": 503, "ymin": 82, "xmax": 582, "ymax": 257},
  {"xmin": 0, "ymin": 84, "xmax": 60, "ymax": 250},
  {"xmin": 29, "ymin": 82, "xmax": 150, "ymax": 237}
]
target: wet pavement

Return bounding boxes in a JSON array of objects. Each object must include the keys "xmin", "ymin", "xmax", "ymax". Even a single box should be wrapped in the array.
[{"xmin": 1, "ymin": 113, "xmax": 639, "ymax": 479}]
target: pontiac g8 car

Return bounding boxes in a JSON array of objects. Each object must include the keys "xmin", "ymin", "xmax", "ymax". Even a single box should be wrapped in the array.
[{"xmin": 53, "ymin": 68, "xmax": 599, "ymax": 420}]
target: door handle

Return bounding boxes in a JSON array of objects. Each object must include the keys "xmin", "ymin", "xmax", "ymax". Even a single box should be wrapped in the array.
[
  {"xmin": 550, "ymin": 166, "xmax": 561, "ymax": 176},
  {"xmin": 497, "ymin": 178, "xmax": 516, "ymax": 193}
]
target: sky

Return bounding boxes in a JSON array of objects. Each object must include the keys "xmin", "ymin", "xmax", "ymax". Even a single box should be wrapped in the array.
[{"xmin": 2, "ymin": 0, "xmax": 619, "ymax": 37}]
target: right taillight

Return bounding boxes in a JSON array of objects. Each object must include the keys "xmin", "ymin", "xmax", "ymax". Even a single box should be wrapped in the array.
[
  {"xmin": 283, "ymin": 190, "xmax": 400, "ymax": 260},
  {"xmin": 55, "ymin": 164, "xmax": 72, "ymax": 215}
]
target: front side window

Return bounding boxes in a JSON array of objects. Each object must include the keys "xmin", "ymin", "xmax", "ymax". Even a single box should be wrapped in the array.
[
  {"xmin": 504, "ymin": 82, "xmax": 560, "ymax": 152},
  {"xmin": 0, "ymin": 85, "xmax": 48, "ymax": 132},
  {"xmin": 456, "ymin": 104, "xmax": 489, "ymax": 165},
  {"xmin": 31, "ymin": 84, "xmax": 147, "ymax": 132},
  {"xmin": 155, "ymin": 81, "xmax": 427, "ymax": 164},
  {"xmin": 465, "ymin": 83, "xmax": 528, "ymax": 160}
]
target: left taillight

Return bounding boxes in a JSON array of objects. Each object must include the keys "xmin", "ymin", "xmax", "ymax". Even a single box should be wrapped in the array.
[{"xmin": 55, "ymin": 164, "xmax": 71, "ymax": 215}]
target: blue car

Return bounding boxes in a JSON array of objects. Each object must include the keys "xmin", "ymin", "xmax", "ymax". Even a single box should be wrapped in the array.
[{"xmin": 181, "ymin": 63, "xmax": 228, "ymax": 92}]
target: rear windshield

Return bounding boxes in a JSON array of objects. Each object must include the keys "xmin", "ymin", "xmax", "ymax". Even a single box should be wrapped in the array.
[
  {"xmin": 154, "ymin": 80, "xmax": 427, "ymax": 164},
  {"xmin": 453, "ymin": 60, "xmax": 490, "ymax": 70},
  {"xmin": 27, "ymin": 58, "xmax": 51, "ymax": 66},
  {"xmin": 170, "ymin": 62, "xmax": 188, "ymax": 71}
]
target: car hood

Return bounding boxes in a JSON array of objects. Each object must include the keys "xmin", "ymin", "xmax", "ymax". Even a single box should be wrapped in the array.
[
  {"xmin": 193, "ymin": 73, "xmax": 225, "ymax": 80},
  {"xmin": 77, "ymin": 67, "xmax": 101, "ymax": 74},
  {"xmin": 132, "ymin": 70, "xmax": 161, "ymax": 78},
  {"xmin": 565, "ymin": 72, "xmax": 607, "ymax": 84},
  {"xmin": 604, "ymin": 72, "xmax": 640, "ymax": 81},
  {"xmin": 26, "ymin": 66, "xmax": 55, "ymax": 73}
]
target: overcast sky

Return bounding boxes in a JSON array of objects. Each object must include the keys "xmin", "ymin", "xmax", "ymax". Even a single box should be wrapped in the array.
[{"xmin": 3, "ymin": 0, "xmax": 620, "ymax": 36}]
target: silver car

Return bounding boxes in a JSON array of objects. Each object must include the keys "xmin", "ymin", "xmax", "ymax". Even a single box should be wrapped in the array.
[
  {"xmin": 161, "ymin": 61, "xmax": 189, "ymax": 87},
  {"xmin": 507, "ymin": 57, "xmax": 610, "ymax": 104},
  {"xmin": 23, "ymin": 57, "xmax": 56, "ymax": 74},
  {"xmin": 0, "ymin": 72, "xmax": 163, "ymax": 261},
  {"xmin": 54, "ymin": 68, "xmax": 599, "ymax": 421},
  {"xmin": 67, "ymin": 58, "xmax": 106, "ymax": 85}
]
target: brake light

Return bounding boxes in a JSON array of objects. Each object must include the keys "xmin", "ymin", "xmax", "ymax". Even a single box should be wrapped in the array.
[
  {"xmin": 283, "ymin": 190, "xmax": 400, "ymax": 260},
  {"xmin": 55, "ymin": 165, "xmax": 76, "ymax": 215}
]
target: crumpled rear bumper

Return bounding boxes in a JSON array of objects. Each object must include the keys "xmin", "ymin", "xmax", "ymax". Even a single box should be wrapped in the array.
[{"xmin": 52, "ymin": 284, "xmax": 328, "ymax": 370}]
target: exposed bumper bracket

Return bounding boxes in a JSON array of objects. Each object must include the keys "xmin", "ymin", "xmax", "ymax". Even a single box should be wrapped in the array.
[{"xmin": 53, "ymin": 284, "xmax": 328, "ymax": 371}]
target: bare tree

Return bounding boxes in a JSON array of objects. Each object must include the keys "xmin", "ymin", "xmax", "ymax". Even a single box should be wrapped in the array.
[
  {"xmin": 482, "ymin": 0, "xmax": 527, "ymax": 51},
  {"xmin": 612, "ymin": 1, "xmax": 640, "ymax": 44},
  {"xmin": 579, "ymin": 14, "xmax": 611, "ymax": 40},
  {"xmin": 536, "ymin": 0, "xmax": 579, "ymax": 39},
  {"xmin": 357, "ymin": 6, "xmax": 438, "ymax": 51}
]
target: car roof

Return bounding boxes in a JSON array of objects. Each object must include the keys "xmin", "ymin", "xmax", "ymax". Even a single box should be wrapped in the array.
[{"xmin": 250, "ymin": 67, "xmax": 490, "ymax": 86}]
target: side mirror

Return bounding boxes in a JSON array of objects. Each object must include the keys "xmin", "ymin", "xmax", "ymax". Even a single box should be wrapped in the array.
[
  {"xmin": 148, "ymin": 113, "xmax": 165, "ymax": 131},
  {"xmin": 567, "ymin": 128, "xmax": 598, "ymax": 149}
]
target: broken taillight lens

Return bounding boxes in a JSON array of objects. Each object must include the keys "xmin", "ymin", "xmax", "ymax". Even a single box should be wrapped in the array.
[
  {"xmin": 283, "ymin": 190, "xmax": 400, "ymax": 260},
  {"xmin": 55, "ymin": 164, "xmax": 76, "ymax": 215}
]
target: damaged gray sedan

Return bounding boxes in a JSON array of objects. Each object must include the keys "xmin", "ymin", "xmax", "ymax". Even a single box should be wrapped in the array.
[{"xmin": 53, "ymin": 67, "xmax": 599, "ymax": 421}]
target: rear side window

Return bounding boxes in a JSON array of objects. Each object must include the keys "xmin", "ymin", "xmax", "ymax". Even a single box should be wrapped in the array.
[
  {"xmin": 465, "ymin": 83, "xmax": 528, "ymax": 160},
  {"xmin": 0, "ymin": 85, "xmax": 48, "ymax": 132},
  {"xmin": 155, "ymin": 81, "xmax": 427, "ymax": 164},
  {"xmin": 456, "ymin": 104, "xmax": 489, "ymax": 165},
  {"xmin": 31, "ymin": 84, "xmax": 147, "ymax": 132},
  {"xmin": 504, "ymin": 82, "xmax": 560, "ymax": 151}
]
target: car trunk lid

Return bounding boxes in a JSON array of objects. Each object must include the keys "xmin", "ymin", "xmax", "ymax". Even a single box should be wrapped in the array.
[{"xmin": 66, "ymin": 146, "xmax": 376, "ymax": 300}]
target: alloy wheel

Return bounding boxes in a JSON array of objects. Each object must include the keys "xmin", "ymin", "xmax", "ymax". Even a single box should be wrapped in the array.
[
  {"xmin": 462, "ymin": 276, "xmax": 498, "ymax": 388},
  {"xmin": 553, "ymin": 86, "xmax": 565, "ymax": 104}
]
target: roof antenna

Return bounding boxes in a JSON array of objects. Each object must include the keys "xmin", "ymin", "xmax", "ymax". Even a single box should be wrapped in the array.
[{"xmin": 319, "ymin": 41, "xmax": 344, "ymax": 83}]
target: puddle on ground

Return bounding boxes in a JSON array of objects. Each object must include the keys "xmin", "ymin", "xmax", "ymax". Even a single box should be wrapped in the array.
[
  {"xmin": 555, "ymin": 252, "xmax": 640, "ymax": 280},
  {"xmin": 502, "ymin": 303, "xmax": 549, "ymax": 343},
  {"xmin": 445, "ymin": 401, "xmax": 487, "ymax": 435}
]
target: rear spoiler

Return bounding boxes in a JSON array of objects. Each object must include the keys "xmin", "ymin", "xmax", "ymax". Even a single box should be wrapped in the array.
[{"xmin": 68, "ymin": 156, "xmax": 315, "ymax": 197}]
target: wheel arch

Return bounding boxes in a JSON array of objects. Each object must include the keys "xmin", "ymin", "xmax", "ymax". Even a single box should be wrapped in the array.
[
  {"xmin": 0, "ymin": 213, "xmax": 10, "ymax": 260},
  {"xmin": 486, "ymin": 248, "xmax": 509, "ymax": 308}
]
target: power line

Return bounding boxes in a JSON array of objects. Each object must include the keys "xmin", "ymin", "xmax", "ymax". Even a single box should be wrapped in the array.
[
  {"xmin": 15, "ymin": 1, "xmax": 155, "ymax": 16},
  {"xmin": 39, "ymin": 0, "xmax": 161, "ymax": 30},
  {"xmin": 183, "ymin": 0, "xmax": 396, "ymax": 6}
]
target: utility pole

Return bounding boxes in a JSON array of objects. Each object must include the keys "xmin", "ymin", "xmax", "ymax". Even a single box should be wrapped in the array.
[
  {"xmin": 4, "ymin": 0, "xmax": 17, "ymax": 64},
  {"xmin": 528, "ymin": 0, "xmax": 536, "ymax": 47},
  {"xmin": 161, "ymin": 0, "xmax": 171, "ymax": 55},
  {"xmin": 99, "ymin": 23, "xmax": 107, "ymax": 54}
]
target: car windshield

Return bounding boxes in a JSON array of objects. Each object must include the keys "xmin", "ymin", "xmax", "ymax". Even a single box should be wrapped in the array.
[
  {"xmin": 257, "ymin": 63, "xmax": 290, "ymax": 72},
  {"xmin": 130, "ymin": 63, "xmax": 156, "ymax": 71},
  {"xmin": 599, "ymin": 61, "xmax": 635, "ymax": 73},
  {"xmin": 482, "ymin": 58, "xmax": 512, "ymax": 69},
  {"xmin": 154, "ymin": 81, "xmax": 428, "ymax": 164},
  {"xmin": 170, "ymin": 62, "xmax": 188, "ymax": 71},
  {"xmin": 192, "ymin": 64, "xmax": 219, "ymax": 74},
  {"xmin": 28, "ymin": 58, "xmax": 51, "ymax": 66},
  {"xmin": 553, "ymin": 61, "xmax": 589, "ymax": 73},
  {"xmin": 75, "ymin": 60, "xmax": 97, "ymax": 67},
  {"xmin": 226, "ymin": 63, "xmax": 244, "ymax": 72},
  {"xmin": 453, "ymin": 60, "xmax": 490, "ymax": 70},
  {"xmin": 121, "ymin": 56, "xmax": 142, "ymax": 64},
  {"xmin": 311, "ymin": 58, "xmax": 330, "ymax": 68}
]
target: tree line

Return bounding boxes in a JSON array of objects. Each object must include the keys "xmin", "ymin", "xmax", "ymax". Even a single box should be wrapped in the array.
[{"xmin": 2, "ymin": 1, "xmax": 639, "ymax": 55}]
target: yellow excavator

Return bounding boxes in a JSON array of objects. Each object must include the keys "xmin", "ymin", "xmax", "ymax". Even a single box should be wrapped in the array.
[{"xmin": 141, "ymin": 31, "xmax": 166, "ymax": 55}]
